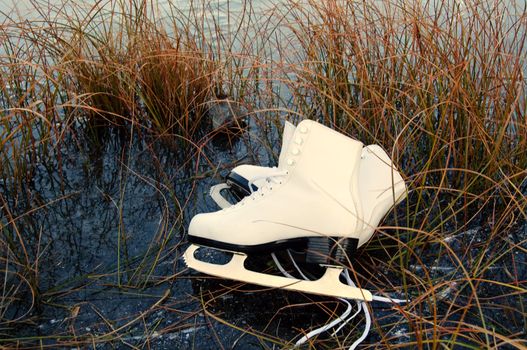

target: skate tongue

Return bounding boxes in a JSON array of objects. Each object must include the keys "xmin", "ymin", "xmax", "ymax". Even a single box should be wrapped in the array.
[{"xmin": 277, "ymin": 121, "xmax": 296, "ymax": 169}]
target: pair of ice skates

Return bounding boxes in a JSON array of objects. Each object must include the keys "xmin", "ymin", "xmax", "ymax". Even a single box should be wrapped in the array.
[{"xmin": 184, "ymin": 119, "xmax": 406, "ymax": 301}]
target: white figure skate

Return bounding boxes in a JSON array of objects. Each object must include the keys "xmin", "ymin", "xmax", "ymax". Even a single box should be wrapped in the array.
[{"xmin": 184, "ymin": 120, "xmax": 406, "ymax": 300}]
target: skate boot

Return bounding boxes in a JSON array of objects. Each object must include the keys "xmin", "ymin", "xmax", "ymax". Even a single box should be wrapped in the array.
[
  {"xmin": 184, "ymin": 120, "xmax": 406, "ymax": 300},
  {"xmin": 209, "ymin": 121, "xmax": 296, "ymax": 207}
]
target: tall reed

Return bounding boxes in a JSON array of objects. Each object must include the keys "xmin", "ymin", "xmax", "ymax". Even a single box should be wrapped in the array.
[{"xmin": 0, "ymin": 0, "xmax": 525, "ymax": 348}]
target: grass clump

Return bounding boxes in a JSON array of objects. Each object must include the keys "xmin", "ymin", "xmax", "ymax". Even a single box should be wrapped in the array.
[
  {"xmin": 0, "ymin": 0, "xmax": 526, "ymax": 348},
  {"xmin": 44, "ymin": 0, "xmax": 220, "ymax": 136},
  {"xmin": 136, "ymin": 30, "xmax": 215, "ymax": 134}
]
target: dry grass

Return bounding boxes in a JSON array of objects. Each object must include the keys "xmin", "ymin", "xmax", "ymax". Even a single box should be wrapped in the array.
[{"xmin": 0, "ymin": 0, "xmax": 526, "ymax": 348}]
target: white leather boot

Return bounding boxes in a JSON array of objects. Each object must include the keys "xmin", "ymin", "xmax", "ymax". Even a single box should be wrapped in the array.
[{"xmin": 191, "ymin": 119, "xmax": 363, "ymax": 247}]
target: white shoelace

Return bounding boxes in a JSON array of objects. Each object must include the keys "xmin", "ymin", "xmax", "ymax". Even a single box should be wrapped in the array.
[
  {"xmin": 246, "ymin": 170, "xmax": 288, "ymax": 194},
  {"xmin": 271, "ymin": 252, "xmax": 407, "ymax": 349}
]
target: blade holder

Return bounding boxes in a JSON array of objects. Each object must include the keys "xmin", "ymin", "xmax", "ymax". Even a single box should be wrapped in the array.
[{"xmin": 293, "ymin": 237, "xmax": 359, "ymax": 265}]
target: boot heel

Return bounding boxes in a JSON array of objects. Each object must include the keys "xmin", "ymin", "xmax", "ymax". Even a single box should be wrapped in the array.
[{"xmin": 303, "ymin": 237, "xmax": 358, "ymax": 265}]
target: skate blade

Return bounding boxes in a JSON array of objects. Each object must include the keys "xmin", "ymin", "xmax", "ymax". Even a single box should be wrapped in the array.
[{"xmin": 183, "ymin": 244, "xmax": 373, "ymax": 301}]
